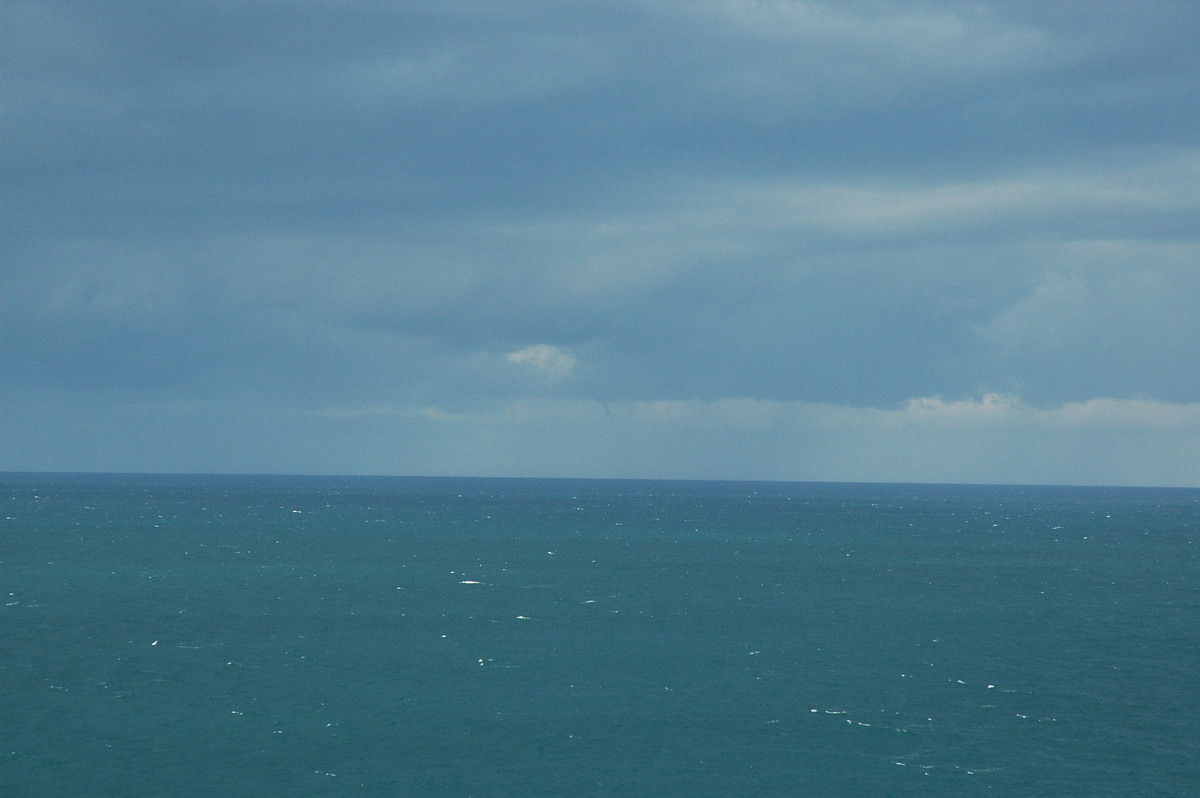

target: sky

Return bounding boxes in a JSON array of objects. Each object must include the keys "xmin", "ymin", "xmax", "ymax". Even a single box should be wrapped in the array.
[{"xmin": 4, "ymin": 0, "xmax": 1200, "ymax": 486}]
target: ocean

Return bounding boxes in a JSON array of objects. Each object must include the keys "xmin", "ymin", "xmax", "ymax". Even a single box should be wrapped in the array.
[{"xmin": 2, "ymin": 473, "xmax": 1198, "ymax": 796}]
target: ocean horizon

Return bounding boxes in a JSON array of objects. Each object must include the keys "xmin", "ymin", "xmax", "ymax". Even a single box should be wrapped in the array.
[{"xmin": 4, "ymin": 472, "xmax": 1197, "ymax": 795}]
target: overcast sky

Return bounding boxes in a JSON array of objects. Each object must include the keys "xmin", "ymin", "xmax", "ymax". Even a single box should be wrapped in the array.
[{"xmin": 4, "ymin": 1, "xmax": 1200, "ymax": 486}]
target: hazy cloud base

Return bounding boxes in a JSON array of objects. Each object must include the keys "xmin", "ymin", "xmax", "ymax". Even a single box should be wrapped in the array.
[{"xmin": 4, "ymin": 1, "xmax": 1200, "ymax": 485}]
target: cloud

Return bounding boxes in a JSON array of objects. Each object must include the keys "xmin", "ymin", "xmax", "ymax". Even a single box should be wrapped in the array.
[
  {"xmin": 976, "ymin": 251, "xmax": 1200, "ymax": 403},
  {"xmin": 506, "ymin": 344, "xmax": 576, "ymax": 380},
  {"xmin": 714, "ymin": 149, "xmax": 1200, "ymax": 241},
  {"xmin": 257, "ymin": 393, "xmax": 1200, "ymax": 486},
  {"xmin": 2, "ymin": 1, "xmax": 1200, "ymax": 484},
  {"xmin": 691, "ymin": 0, "xmax": 1062, "ymax": 83}
]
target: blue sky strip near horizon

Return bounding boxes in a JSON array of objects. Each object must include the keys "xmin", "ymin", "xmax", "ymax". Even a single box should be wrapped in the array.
[{"xmin": 4, "ymin": 1, "xmax": 1200, "ymax": 486}]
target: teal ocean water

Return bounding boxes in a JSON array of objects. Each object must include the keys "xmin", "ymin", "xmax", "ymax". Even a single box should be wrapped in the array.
[{"xmin": 3, "ymin": 473, "xmax": 1198, "ymax": 796}]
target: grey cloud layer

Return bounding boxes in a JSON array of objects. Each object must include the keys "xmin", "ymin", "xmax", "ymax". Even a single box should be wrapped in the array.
[{"xmin": 4, "ymin": 1, "xmax": 1200, "ymax": 482}]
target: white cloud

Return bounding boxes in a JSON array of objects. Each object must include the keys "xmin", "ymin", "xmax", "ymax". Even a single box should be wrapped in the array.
[
  {"xmin": 728, "ymin": 148, "xmax": 1200, "ymax": 238},
  {"xmin": 695, "ymin": 0, "xmax": 1058, "ymax": 72},
  {"xmin": 290, "ymin": 392, "xmax": 1200, "ymax": 486},
  {"xmin": 1051, "ymin": 397, "xmax": 1200, "ymax": 429},
  {"xmin": 506, "ymin": 344, "xmax": 576, "ymax": 380}
]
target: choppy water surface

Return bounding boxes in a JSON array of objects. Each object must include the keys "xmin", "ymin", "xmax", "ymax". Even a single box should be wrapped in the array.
[{"xmin": 3, "ymin": 474, "xmax": 1198, "ymax": 796}]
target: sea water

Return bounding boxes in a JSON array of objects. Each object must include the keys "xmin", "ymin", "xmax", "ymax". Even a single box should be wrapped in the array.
[{"xmin": 3, "ymin": 473, "xmax": 1198, "ymax": 796}]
